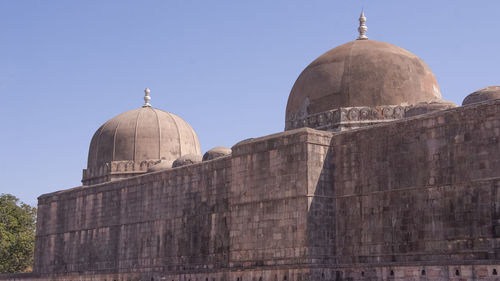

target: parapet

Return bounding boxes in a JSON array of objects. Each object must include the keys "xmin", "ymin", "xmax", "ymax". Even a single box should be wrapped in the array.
[{"xmin": 285, "ymin": 100, "xmax": 456, "ymax": 132}]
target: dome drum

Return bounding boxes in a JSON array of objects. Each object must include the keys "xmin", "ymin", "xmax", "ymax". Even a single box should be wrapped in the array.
[
  {"xmin": 285, "ymin": 104, "xmax": 406, "ymax": 131},
  {"xmin": 82, "ymin": 159, "xmax": 162, "ymax": 186},
  {"xmin": 285, "ymin": 101, "xmax": 457, "ymax": 132}
]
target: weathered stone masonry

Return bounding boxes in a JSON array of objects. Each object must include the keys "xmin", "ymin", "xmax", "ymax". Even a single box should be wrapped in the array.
[
  {"xmin": 9, "ymin": 100, "xmax": 499, "ymax": 281},
  {"xmin": 331, "ymin": 100, "xmax": 500, "ymax": 264},
  {"xmin": 35, "ymin": 156, "xmax": 232, "ymax": 274}
]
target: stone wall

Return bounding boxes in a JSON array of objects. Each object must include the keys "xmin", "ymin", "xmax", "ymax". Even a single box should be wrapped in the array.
[
  {"xmin": 329, "ymin": 100, "xmax": 500, "ymax": 264},
  {"xmin": 34, "ymin": 155, "xmax": 233, "ymax": 274},
  {"xmin": 32, "ymin": 128, "xmax": 325, "ymax": 277},
  {"xmin": 7, "ymin": 100, "xmax": 500, "ymax": 281},
  {"xmin": 228, "ymin": 129, "xmax": 336, "ymax": 267},
  {"xmin": 3, "ymin": 264, "xmax": 500, "ymax": 281}
]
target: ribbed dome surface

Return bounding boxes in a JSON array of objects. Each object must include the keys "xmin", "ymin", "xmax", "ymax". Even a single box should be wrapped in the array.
[
  {"xmin": 286, "ymin": 40, "xmax": 442, "ymax": 123},
  {"xmin": 87, "ymin": 107, "xmax": 201, "ymax": 171}
]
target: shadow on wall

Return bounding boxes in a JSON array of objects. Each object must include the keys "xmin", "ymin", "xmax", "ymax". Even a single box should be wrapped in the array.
[{"xmin": 307, "ymin": 101, "xmax": 500, "ymax": 279}]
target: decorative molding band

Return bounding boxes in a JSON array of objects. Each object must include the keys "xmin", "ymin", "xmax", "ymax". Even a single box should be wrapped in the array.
[
  {"xmin": 82, "ymin": 159, "xmax": 161, "ymax": 185},
  {"xmin": 285, "ymin": 105, "xmax": 407, "ymax": 131}
]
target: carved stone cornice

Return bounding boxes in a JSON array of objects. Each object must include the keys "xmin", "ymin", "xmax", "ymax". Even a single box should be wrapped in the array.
[
  {"xmin": 82, "ymin": 159, "xmax": 161, "ymax": 186},
  {"xmin": 285, "ymin": 102, "xmax": 456, "ymax": 132},
  {"xmin": 285, "ymin": 105, "xmax": 407, "ymax": 132}
]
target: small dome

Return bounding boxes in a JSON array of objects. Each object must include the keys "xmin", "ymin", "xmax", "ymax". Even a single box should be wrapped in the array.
[
  {"xmin": 147, "ymin": 160, "xmax": 172, "ymax": 173},
  {"xmin": 172, "ymin": 154, "xmax": 202, "ymax": 168},
  {"xmin": 83, "ymin": 106, "xmax": 201, "ymax": 185},
  {"xmin": 286, "ymin": 40, "xmax": 442, "ymax": 125},
  {"xmin": 203, "ymin": 146, "xmax": 232, "ymax": 161},
  {"xmin": 462, "ymin": 86, "xmax": 500, "ymax": 105}
]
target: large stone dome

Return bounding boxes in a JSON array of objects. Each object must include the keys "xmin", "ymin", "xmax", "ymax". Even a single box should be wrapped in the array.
[
  {"xmin": 286, "ymin": 39, "xmax": 442, "ymax": 124},
  {"xmin": 82, "ymin": 94, "xmax": 201, "ymax": 185}
]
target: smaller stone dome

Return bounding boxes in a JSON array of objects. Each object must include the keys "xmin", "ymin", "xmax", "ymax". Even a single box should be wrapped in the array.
[
  {"xmin": 172, "ymin": 154, "xmax": 202, "ymax": 168},
  {"xmin": 203, "ymin": 146, "xmax": 232, "ymax": 161},
  {"xmin": 147, "ymin": 160, "xmax": 172, "ymax": 173},
  {"xmin": 83, "ymin": 89, "xmax": 201, "ymax": 185},
  {"xmin": 462, "ymin": 86, "xmax": 500, "ymax": 106}
]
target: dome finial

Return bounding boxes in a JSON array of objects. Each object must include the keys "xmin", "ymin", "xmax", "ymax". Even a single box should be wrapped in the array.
[
  {"xmin": 143, "ymin": 88, "xmax": 151, "ymax": 107},
  {"xmin": 357, "ymin": 10, "xmax": 368, "ymax": 40}
]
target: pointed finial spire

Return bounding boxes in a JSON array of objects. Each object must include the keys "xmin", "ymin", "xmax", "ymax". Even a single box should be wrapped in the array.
[
  {"xmin": 143, "ymin": 88, "xmax": 151, "ymax": 107},
  {"xmin": 357, "ymin": 11, "xmax": 368, "ymax": 40}
]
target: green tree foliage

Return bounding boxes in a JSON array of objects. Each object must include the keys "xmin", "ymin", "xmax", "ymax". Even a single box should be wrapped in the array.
[{"xmin": 0, "ymin": 194, "xmax": 36, "ymax": 273}]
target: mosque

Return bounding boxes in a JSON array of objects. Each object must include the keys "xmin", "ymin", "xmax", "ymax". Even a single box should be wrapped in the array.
[{"xmin": 2, "ymin": 13, "xmax": 500, "ymax": 281}]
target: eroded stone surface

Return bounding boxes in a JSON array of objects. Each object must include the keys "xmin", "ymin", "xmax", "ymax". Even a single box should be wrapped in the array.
[
  {"xmin": 14, "ymin": 100, "xmax": 500, "ymax": 281},
  {"xmin": 203, "ymin": 146, "xmax": 232, "ymax": 161},
  {"xmin": 462, "ymin": 85, "xmax": 500, "ymax": 105},
  {"xmin": 146, "ymin": 160, "xmax": 173, "ymax": 172},
  {"xmin": 404, "ymin": 99, "xmax": 457, "ymax": 117},
  {"xmin": 172, "ymin": 154, "xmax": 202, "ymax": 167}
]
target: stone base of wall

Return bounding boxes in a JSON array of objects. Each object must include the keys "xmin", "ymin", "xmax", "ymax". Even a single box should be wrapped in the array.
[{"xmin": 3, "ymin": 263, "xmax": 500, "ymax": 281}]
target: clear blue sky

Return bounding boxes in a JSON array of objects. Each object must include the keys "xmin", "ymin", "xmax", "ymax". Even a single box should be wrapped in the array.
[{"xmin": 1, "ymin": 1, "xmax": 499, "ymax": 206}]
